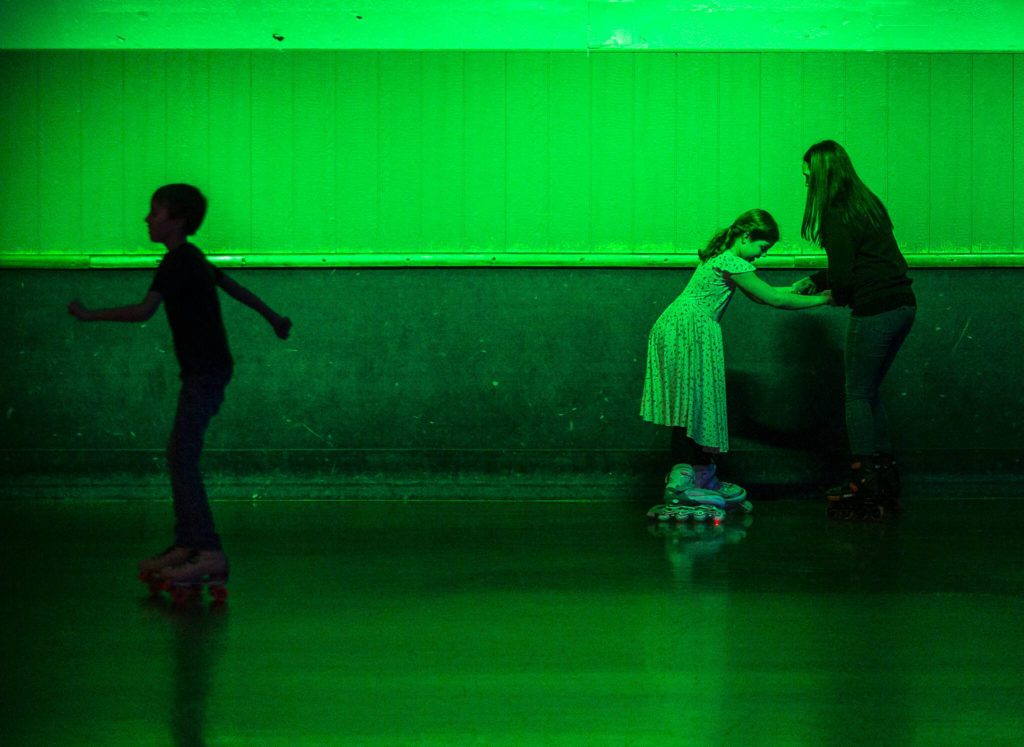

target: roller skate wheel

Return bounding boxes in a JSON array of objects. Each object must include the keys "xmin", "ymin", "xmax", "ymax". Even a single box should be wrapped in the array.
[
  {"xmin": 140, "ymin": 572, "xmax": 163, "ymax": 595},
  {"xmin": 210, "ymin": 586, "xmax": 228, "ymax": 603}
]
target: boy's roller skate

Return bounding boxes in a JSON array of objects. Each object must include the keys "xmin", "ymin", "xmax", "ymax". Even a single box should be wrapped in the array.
[
  {"xmin": 826, "ymin": 456, "xmax": 889, "ymax": 521},
  {"xmin": 647, "ymin": 463, "xmax": 727, "ymax": 523},
  {"xmin": 693, "ymin": 463, "xmax": 752, "ymax": 514},
  {"xmin": 147, "ymin": 549, "xmax": 230, "ymax": 604},
  {"xmin": 139, "ymin": 546, "xmax": 195, "ymax": 594}
]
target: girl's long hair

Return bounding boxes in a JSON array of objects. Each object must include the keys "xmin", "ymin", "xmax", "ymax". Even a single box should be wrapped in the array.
[
  {"xmin": 700, "ymin": 209, "xmax": 780, "ymax": 262},
  {"xmin": 800, "ymin": 140, "xmax": 892, "ymax": 245}
]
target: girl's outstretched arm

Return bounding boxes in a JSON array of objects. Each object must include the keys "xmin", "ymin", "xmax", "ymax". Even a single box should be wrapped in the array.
[
  {"xmin": 732, "ymin": 272, "xmax": 833, "ymax": 310},
  {"xmin": 790, "ymin": 276, "xmax": 818, "ymax": 294},
  {"xmin": 216, "ymin": 272, "xmax": 292, "ymax": 339}
]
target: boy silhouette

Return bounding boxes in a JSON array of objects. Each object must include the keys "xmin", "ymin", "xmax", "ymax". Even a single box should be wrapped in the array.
[{"xmin": 69, "ymin": 184, "xmax": 291, "ymax": 582}]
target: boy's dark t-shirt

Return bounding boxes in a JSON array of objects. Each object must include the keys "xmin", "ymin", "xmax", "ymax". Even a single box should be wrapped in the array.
[{"xmin": 150, "ymin": 242, "xmax": 233, "ymax": 377}]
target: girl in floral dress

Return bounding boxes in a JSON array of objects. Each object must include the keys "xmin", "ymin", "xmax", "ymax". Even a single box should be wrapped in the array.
[{"xmin": 642, "ymin": 209, "xmax": 832, "ymax": 521}]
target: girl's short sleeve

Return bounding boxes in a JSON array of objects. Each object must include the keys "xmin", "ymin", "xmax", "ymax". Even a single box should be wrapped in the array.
[{"xmin": 715, "ymin": 252, "xmax": 757, "ymax": 275}]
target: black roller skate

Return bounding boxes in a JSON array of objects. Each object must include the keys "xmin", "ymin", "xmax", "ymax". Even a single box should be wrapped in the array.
[
  {"xmin": 874, "ymin": 452, "xmax": 904, "ymax": 516},
  {"xmin": 825, "ymin": 457, "xmax": 888, "ymax": 521}
]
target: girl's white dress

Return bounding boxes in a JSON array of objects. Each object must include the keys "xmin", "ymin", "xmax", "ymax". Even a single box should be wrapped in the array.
[{"xmin": 640, "ymin": 251, "xmax": 756, "ymax": 452}]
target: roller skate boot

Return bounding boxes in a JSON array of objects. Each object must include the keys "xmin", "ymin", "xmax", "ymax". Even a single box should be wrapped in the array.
[
  {"xmin": 159, "ymin": 549, "xmax": 230, "ymax": 583},
  {"xmin": 693, "ymin": 463, "xmax": 751, "ymax": 513},
  {"xmin": 825, "ymin": 457, "xmax": 886, "ymax": 520},
  {"xmin": 139, "ymin": 549, "xmax": 194, "ymax": 577},
  {"xmin": 138, "ymin": 546, "xmax": 197, "ymax": 594},
  {"xmin": 647, "ymin": 484, "xmax": 727, "ymax": 523},
  {"xmin": 874, "ymin": 452, "xmax": 904, "ymax": 516},
  {"xmin": 663, "ymin": 463, "xmax": 697, "ymax": 494}
]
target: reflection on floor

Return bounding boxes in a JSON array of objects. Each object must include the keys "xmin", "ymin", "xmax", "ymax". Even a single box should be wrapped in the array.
[{"xmin": 2, "ymin": 497, "xmax": 1023, "ymax": 745}]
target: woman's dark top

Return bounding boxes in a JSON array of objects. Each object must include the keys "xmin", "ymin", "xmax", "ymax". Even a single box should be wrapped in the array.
[{"xmin": 808, "ymin": 212, "xmax": 916, "ymax": 317}]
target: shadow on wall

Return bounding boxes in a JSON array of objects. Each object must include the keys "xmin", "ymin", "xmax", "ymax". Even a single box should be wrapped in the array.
[{"xmin": 727, "ymin": 314, "xmax": 846, "ymax": 460}]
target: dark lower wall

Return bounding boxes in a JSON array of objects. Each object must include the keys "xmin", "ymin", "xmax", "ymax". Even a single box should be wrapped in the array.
[{"xmin": 2, "ymin": 267, "xmax": 1021, "ymax": 498}]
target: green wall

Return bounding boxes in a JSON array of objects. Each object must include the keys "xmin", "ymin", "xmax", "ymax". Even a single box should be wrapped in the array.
[
  {"xmin": 2, "ymin": 50, "xmax": 1023, "ymax": 266},
  {"xmin": 3, "ymin": 0, "xmax": 1023, "ymax": 51},
  {"xmin": 2, "ymin": 266, "xmax": 1021, "ymax": 497}
]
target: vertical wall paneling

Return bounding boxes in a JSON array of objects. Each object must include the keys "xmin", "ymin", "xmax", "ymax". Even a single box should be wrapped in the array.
[
  {"xmin": 291, "ymin": 51, "xmax": 337, "ymax": 253},
  {"xmin": 759, "ymin": 53, "xmax": 808, "ymax": 254},
  {"xmin": 1, "ymin": 50, "xmax": 1023, "ymax": 263},
  {"xmin": 844, "ymin": 53, "xmax": 890, "ymax": 226},
  {"xmin": 1015, "ymin": 55, "xmax": 1024, "ymax": 252},
  {"xmin": 251, "ymin": 51, "xmax": 296, "ymax": 253},
  {"xmin": 166, "ymin": 51, "xmax": 211, "ymax": 216},
  {"xmin": 971, "ymin": 54, "xmax": 1014, "ymax": 254},
  {"xmin": 37, "ymin": 51, "xmax": 83, "ymax": 254},
  {"xmin": 80, "ymin": 51, "xmax": 125, "ymax": 255},
  {"xmin": 206, "ymin": 51, "xmax": 254, "ymax": 254},
  {"xmin": 0, "ymin": 52, "xmax": 40, "ymax": 252},
  {"xmin": 122, "ymin": 51, "xmax": 169, "ymax": 253},
  {"xmin": 547, "ymin": 52, "xmax": 590, "ymax": 252},
  {"xmin": 505, "ymin": 52, "xmax": 550, "ymax": 252},
  {"xmin": 928, "ymin": 54, "xmax": 972, "ymax": 254},
  {"xmin": 675, "ymin": 54, "xmax": 721, "ymax": 247},
  {"xmin": 463, "ymin": 52, "xmax": 507, "ymax": 251},
  {"xmin": 886, "ymin": 54, "xmax": 931, "ymax": 252},
  {"xmin": 334, "ymin": 51, "xmax": 380, "ymax": 253},
  {"xmin": 590, "ymin": 53, "xmax": 636, "ymax": 252},
  {"xmin": 800, "ymin": 53, "xmax": 846, "ymax": 158},
  {"xmin": 633, "ymin": 53, "xmax": 678, "ymax": 253},
  {"xmin": 377, "ymin": 52, "xmax": 424, "ymax": 253},
  {"xmin": 718, "ymin": 54, "xmax": 762, "ymax": 225},
  {"xmin": 421, "ymin": 51, "xmax": 467, "ymax": 253}
]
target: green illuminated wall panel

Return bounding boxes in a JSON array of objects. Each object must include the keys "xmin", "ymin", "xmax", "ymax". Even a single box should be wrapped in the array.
[
  {"xmin": 2, "ymin": 50, "xmax": 1023, "ymax": 267},
  {"xmin": 1017, "ymin": 55, "xmax": 1024, "ymax": 254},
  {"xmin": 930, "ymin": 55, "xmax": 973, "ymax": 254},
  {"xmin": 3, "ymin": 1, "xmax": 1024, "ymax": 51}
]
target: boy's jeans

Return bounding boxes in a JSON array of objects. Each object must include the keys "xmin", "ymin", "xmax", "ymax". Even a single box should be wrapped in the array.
[
  {"xmin": 168, "ymin": 369, "xmax": 232, "ymax": 551},
  {"xmin": 844, "ymin": 306, "xmax": 916, "ymax": 457}
]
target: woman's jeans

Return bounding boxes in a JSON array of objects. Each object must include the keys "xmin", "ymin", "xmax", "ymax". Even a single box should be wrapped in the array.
[
  {"xmin": 844, "ymin": 306, "xmax": 916, "ymax": 457},
  {"xmin": 167, "ymin": 369, "xmax": 232, "ymax": 551}
]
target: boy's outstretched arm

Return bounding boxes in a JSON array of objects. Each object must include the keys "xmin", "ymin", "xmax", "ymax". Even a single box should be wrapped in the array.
[
  {"xmin": 68, "ymin": 291, "xmax": 162, "ymax": 322},
  {"xmin": 216, "ymin": 272, "xmax": 292, "ymax": 339}
]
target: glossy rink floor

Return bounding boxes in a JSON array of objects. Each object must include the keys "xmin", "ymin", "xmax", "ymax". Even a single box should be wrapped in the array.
[{"xmin": 3, "ymin": 497, "xmax": 1023, "ymax": 746}]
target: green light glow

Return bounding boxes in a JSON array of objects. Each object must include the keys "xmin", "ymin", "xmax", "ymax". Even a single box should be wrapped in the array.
[
  {"xmin": 2, "ymin": 1, "xmax": 1023, "ymax": 51},
  {"xmin": 1, "ymin": 49, "xmax": 1022, "ymax": 267}
]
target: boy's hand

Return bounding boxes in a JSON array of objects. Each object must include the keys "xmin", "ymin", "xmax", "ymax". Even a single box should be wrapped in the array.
[
  {"xmin": 791, "ymin": 276, "xmax": 817, "ymax": 295},
  {"xmin": 821, "ymin": 290, "xmax": 836, "ymax": 306},
  {"xmin": 68, "ymin": 299, "xmax": 90, "ymax": 320},
  {"xmin": 273, "ymin": 316, "xmax": 293, "ymax": 340}
]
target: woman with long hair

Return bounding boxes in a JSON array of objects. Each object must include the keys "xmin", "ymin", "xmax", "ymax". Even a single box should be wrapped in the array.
[{"xmin": 793, "ymin": 140, "xmax": 916, "ymax": 519}]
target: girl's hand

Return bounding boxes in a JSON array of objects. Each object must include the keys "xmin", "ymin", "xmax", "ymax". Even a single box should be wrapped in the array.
[
  {"xmin": 791, "ymin": 276, "xmax": 817, "ymax": 295},
  {"xmin": 821, "ymin": 290, "xmax": 836, "ymax": 306}
]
